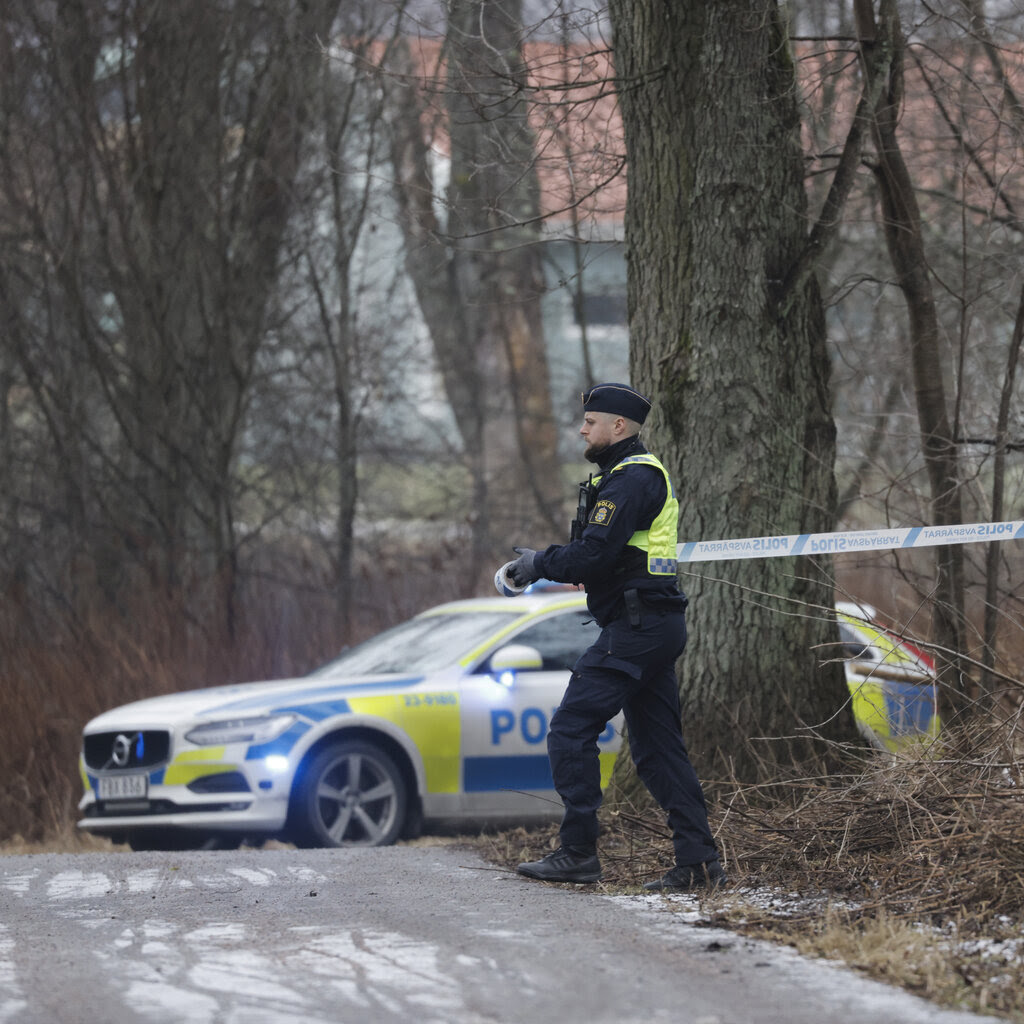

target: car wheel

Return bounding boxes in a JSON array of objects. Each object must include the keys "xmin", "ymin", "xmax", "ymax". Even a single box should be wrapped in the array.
[
  {"xmin": 125, "ymin": 830, "xmax": 242, "ymax": 852},
  {"xmin": 290, "ymin": 739, "xmax": 407, "ymax": 848}
]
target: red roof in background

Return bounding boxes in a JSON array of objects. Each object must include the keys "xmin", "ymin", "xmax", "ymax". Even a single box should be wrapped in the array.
[
  {"xmin": 367, "ymin": 33, "xmax": 1024, "ymax": 233},
  {"xmin": 794, "ymin": 37, "xmax": 1024, "ymax": 222},
  {"xmin": 379, "ymin": 35, "xmax": 626, "ymax": 228}
]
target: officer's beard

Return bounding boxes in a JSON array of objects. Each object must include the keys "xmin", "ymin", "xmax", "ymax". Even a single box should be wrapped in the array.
[{"xmin": 584, "ymin": 442, "xmax": 609, "ymax": 463}]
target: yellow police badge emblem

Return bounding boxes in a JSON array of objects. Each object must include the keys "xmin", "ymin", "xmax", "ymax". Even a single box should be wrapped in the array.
[{"xmin": 590, "ymin": 499, "xmax": 616, "ymax": 525}]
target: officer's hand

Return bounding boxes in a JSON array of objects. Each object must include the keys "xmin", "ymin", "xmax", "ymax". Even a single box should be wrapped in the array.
[{"xmin": 508, "ymin": 546, "xmax": 540, "ymax": 588}]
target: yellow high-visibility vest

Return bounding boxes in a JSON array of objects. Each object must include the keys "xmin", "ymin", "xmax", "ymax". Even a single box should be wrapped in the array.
[{"xmin": 593, "ymin": 453, "xmax": 678, "ymax": 577}]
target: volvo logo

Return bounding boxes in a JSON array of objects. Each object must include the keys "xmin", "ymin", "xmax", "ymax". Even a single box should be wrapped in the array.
[{"xmin": 111, "ymin": 733, "xmax": 136, "ymax": 768}]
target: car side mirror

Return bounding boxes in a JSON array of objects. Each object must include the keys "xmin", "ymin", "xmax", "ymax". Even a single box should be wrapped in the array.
[{"xmin": 489, "ymin": 644, "xmax": 544, "ymax": 673}]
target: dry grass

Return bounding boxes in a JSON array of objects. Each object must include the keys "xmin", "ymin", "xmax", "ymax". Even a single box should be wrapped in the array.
[
  {"xmin": 0, "ymin": 829, "xmax": 122, "ymax": 856},
  {"xmin": 471, "ymin": 720, "xmax": 1024, "ymax": 1023}
]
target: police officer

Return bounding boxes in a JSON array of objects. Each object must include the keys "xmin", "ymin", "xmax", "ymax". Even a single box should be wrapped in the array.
[{"xmin": 507, "ymin": 382, "xmax": 724, "ymax": 890}]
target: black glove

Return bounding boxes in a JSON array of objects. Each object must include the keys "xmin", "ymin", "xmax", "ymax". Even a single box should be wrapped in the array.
[{"xmin": 508, "ymin": 546, "xmax": 540, "ymax": 588}]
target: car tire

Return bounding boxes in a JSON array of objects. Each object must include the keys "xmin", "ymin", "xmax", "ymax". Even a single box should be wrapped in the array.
[{"xmin": 289, "ymin": 739, "xmax": 407, "ymax": 848}]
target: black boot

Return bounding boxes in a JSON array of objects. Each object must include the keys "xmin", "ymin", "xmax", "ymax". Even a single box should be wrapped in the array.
[
  {"xmin": 516, "ymin": 846, "xmax": 602, "ymax": 883},
  {"xmin": 643, "ymin": 859, "xmax": 726, "ymax": 892}
]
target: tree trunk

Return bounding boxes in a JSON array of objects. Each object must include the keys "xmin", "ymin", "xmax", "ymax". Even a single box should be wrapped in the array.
[
  {"xmin": 607, "ymin": 0, "xmax": 852, "ymax": 779},
  {"xmin": 858, "ymin": 0, "xmax": 966, "ymax": 694},
  {"xmin": 388, "ymin": 1, "xmax": 562, "ymax": 586},
  {"xmin": 981, "ymin": 284, "xmax": 1024, "ymax": 698}
]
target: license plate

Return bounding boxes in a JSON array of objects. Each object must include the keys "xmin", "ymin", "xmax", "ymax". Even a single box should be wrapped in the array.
[{"xmin": 98, "ymin": 774, "xmax": 148, "ymax": 800}]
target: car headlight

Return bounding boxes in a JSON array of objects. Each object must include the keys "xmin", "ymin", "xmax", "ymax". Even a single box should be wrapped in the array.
[{"xmin": 185, "ymin": 714, "xmax": 297, "ymax": 746}]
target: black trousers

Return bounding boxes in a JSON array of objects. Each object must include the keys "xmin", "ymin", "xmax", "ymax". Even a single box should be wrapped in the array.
[{"xmin": 546, "ymin": 606, "xmax": 718, "ymax": 867}]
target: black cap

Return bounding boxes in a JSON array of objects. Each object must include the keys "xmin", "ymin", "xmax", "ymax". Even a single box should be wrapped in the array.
[{"xmin": 581, "ymin": 382, "xmax": 651, "ymax": 424}]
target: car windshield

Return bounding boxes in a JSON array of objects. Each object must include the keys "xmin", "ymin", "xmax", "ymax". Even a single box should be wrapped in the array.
[{"xmin": 310, "ymin": 610, "xmax": 523, "ymax": 677}]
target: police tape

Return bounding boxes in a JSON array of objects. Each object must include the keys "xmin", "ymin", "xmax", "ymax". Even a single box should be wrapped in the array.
[{"xmin": 676, "ymin": 520, "xmax": 1024, "ymax": 564}]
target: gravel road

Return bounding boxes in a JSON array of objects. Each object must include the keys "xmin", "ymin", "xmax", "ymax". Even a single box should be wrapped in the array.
[{"xmin": 0, "ymin": 844, "xmax": 1003, "ymax": 1024}]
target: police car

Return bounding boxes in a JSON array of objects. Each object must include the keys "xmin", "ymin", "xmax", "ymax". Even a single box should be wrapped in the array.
[
  {"xmin": 78, "ymin": 591, "xmax": 938, "ymax": 850},
  {"xmin": 78, "ymin": 589, "xmax": 614, "ymax": 851},
  {"xmin": 836, "ymin": 600, "xmax": 941, "ymax": 752}
]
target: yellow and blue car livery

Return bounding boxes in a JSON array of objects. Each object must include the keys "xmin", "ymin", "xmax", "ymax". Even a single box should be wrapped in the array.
[{"xmin": 836, "ymin": 601, "xmax": 941, "ymax": 753}]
